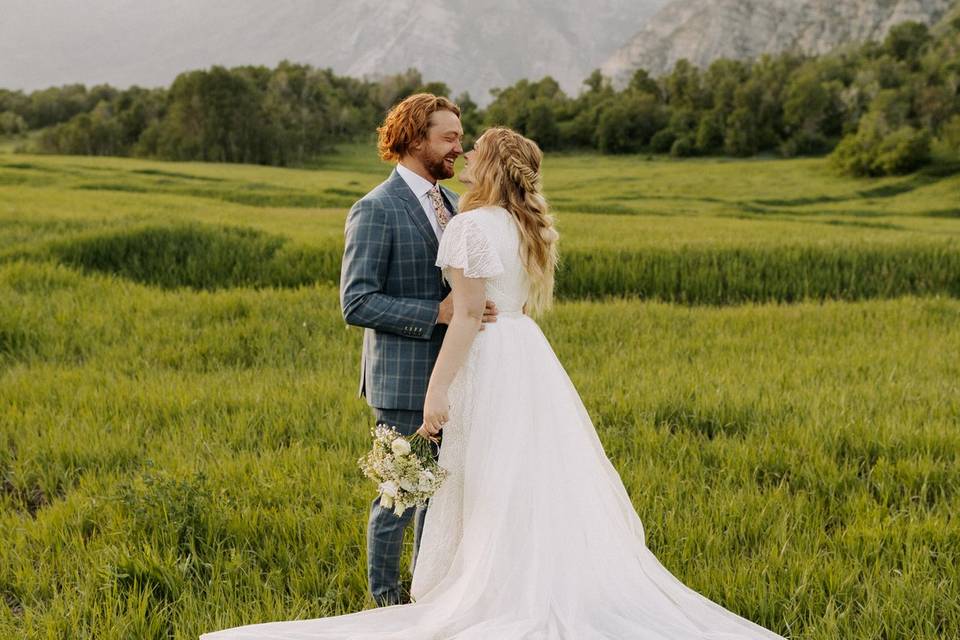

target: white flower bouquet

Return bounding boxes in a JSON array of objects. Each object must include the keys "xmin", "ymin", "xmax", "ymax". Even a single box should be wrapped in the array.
[{"xmin": 358, "ymin": 424, "xmax": 448, "ymax": 516}]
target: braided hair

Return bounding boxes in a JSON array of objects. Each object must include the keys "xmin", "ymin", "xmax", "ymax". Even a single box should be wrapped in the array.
[{"xmin": 458, "ymin": 127, "xmax": 559, "ymax": 316}]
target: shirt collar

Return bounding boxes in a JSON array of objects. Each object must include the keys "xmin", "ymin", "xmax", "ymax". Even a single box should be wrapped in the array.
[{"xmin": 396, "ymin": 162, "xmax": 438, "ymax": 198}]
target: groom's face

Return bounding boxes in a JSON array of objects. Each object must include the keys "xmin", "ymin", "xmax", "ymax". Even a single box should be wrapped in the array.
[{"xmin": 413, "ymin": 109, "xmax": 463, "ymax": 181}]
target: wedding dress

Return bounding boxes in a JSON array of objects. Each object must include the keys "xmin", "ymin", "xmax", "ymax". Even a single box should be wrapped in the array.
[{"xmin": 201, "ymin": 205, "xmax": 786, "ymax": 639}]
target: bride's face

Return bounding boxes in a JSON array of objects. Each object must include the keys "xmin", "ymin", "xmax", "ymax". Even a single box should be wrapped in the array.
[{"xmin": 459, "ymin": 149, "xmax": 477, "ymax": 186}]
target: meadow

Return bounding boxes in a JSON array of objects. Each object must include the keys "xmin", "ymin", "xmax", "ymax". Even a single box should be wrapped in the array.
[{"xmin": 1, "ymin": 145, "xmax": 958, "ymax": 639}]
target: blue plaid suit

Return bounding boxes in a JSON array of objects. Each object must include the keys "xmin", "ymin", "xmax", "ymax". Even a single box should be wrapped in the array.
[{"xmin": 340, "ymin": 167, "xmax": 458, "ymax": 606}]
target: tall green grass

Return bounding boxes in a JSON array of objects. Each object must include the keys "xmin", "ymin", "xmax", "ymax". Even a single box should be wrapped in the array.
[
  {"xmin": 1, "ymin": 149, "xmax": 959, "ymax": 638},
  {"xmin": 17, "ymin": 221, "xmax": 960, "ymax": 304},
  {"xmin": 1, "ymin": 260, "xmax": 957, "ymax": 639},
  {"xmin": 557, "ymin": 243, "xmax": 960, "ymax": 302},
  {"xmin": 2, "ymin": 150, "xmax": 959, "ymax": 304},
  {"xmin": 46, "ymin": 223, "xmax": 340, "ymax": 291}
]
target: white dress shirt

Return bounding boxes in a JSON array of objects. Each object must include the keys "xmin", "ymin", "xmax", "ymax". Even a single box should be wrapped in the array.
[{"xmin": 396, "ymin": 162, "xmax": 452, "ymax": 240}]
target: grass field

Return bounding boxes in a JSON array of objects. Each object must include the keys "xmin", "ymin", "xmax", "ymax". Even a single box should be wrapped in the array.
[
  {"xmin": 1, "ymin": 145, "xmax": 958, "ymax": 639},
  {"xmin": 3, "ymin": 147, "xmax": 960, "ymax": 302}
]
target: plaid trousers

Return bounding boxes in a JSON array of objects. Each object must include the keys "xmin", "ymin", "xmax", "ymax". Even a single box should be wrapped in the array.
[{"xmin": 365, "ymin": 408, "xmax": 436, "ymax": 606}]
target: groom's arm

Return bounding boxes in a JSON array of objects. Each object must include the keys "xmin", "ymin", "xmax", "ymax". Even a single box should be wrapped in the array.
[{"xmin": 340, "ymin": 199, "xmax": 440, "ymax": 340}]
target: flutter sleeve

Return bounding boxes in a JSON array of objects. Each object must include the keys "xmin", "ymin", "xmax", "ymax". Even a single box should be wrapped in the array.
[{"xmin": 435, "ymin": 214, "xmax": 505, "ymax": 283}]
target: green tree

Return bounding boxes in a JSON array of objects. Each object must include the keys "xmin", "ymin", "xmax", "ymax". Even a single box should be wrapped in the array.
[
  {"xmin": 26, "ymin": 84, "xmax": 89, "ymax": 128},
  {"xmin": 525, "ymin": 98, "xmax": 560, "ymax": 150},
  {"xmin": 724, "ymin": 107, "xmax": 759, "ymax": 156},
  {"xmin": 484, "ymin": 77, "xmax": 568, "ymax": 145},
  {"xmin": 374, "ymin": 68, "xmax": 426, "ymax": 112},
  {"xmin": 884, "ymin": 21, "xmax": 930, "ymax": 63},
  {"xmin": 781, "ymin": 63, "xmax": 846, "ymax": 155},
  {"xmin": 417, "ymin": 81, "xmax": 451, "ymax": 97},
  {"xmin": 596, "ymin": 93, "xmax": 664, "ymax": 153},
  {"xmin": 0, "ymin": 110, "xmax": 27, "ymax": 135},
  {"xmin": 455, "ymin": 92, "xmax": 482, "ymax": 143},
  {"xmin": 627, "ymin": 69, "xmax": 660, "ymax": 99},
  {"xmin": 695, "ymin": 110, "xmax": 724, "ymax": 153},
  {"xmin": 557, "ymin": 70, "xmax": 616, "ymax": 148},
  {"xmin": 663, "ymin": 59, "xmax": 707, "ymax": 110},
  {"xmin": 157, "ymin": 66, "xmax": 267, "ymax": 163},
  {"xmin": 668, "ymin": 107, "xmax": 698, "ymax": 137},
  {"xmin": 583, "ymin": 69, "xmax": 607, "ymax": 94},
  {"xmin": 703, "ymin": 59, "xmax": 749, "ymax": 114}
]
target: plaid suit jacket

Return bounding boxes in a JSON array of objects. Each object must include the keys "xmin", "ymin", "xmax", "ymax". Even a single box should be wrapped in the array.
[{"xmin": 340, "ymin": 167, "xmax": 460, "ymax": 410}]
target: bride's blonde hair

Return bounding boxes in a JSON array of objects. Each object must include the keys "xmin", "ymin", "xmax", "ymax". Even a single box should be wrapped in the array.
[{"xmin": 458, "ymin": 127, "xmax": 559, "ymax": 316}]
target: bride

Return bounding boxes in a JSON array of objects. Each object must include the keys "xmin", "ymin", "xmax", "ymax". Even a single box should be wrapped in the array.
[{"xmin": 201, "ymin": 127, "xmax": 786, "ymax": 639}]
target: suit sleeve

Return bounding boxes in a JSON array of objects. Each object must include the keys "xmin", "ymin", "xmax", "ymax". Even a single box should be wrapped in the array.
[{"xmin": 339, "ymin": 198, "xmax": 440, "ymax": 340}]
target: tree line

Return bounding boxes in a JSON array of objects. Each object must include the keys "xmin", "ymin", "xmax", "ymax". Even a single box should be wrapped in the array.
[
  {"xmin": 2, "ymin": 18, "xmax": 958, "ymax": 176},
  {"xmin": 0, "ymin": 65, "xmax": 448, "ymax": 166}
]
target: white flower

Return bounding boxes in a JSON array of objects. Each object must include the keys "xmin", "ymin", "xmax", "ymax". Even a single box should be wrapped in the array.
[
  {"xmin": 359, "ymin": 424, "xmax": 448, "ymax": 515},
  {"xmin": 391, "ymin": 438, "xmax": 412, "ymax": 456},
  {"xmin": 379, "ymin": 480, "xmax": 398, "ymax": 498}
]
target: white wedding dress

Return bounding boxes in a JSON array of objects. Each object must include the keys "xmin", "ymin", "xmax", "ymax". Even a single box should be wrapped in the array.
[{"xmin": 202, "ymin": 206, "xmax": 786, "ymax": 639}]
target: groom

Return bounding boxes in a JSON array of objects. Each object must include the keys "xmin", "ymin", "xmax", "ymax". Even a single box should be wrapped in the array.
[{"xmin": 339, "ymin": 93, "xmax": 498, "ymax": 607}]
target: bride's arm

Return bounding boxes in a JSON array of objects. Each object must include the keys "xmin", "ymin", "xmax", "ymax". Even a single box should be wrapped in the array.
[{"xmin": 419, "ymin": 268, "xmax": 486, "ymax": 436}]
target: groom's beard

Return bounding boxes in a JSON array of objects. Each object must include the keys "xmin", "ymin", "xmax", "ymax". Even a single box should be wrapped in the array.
[{"xmin": 424, "ymin": 150, "xmax": 457, "ymax": 181}]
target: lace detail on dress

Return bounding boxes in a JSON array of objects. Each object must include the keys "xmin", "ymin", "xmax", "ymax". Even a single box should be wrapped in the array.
[
  {"xmin": 435, "ymin": 213, "xmax": 505, "ymax": 283},
  {"xmin": 409, "ymin": 336, "xmax": 482, "ymax": 600}
]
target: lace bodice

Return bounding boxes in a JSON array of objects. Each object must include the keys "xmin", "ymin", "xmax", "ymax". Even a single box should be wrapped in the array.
[{"xmin": 434, "ymin": 206, "xmax": 530, "ymax": 314}]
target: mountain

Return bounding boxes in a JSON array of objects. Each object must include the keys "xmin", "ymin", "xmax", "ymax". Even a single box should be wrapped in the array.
[
  {"xmin": 0, "ymin": 0, "xmax": 668, "ymax": 104},
  {"xmin": 601, "ymin": 0, "xmax": 956, "ymax": 85}
]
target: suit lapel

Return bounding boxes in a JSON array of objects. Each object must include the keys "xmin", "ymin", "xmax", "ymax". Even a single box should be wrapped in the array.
[
  {"xmin": 386, "ymin": 168, "xmax": 440, "ymax": 254},
  {"xmin": 440, "ymin": 185, "xmax": 459, "ymax": 218}
]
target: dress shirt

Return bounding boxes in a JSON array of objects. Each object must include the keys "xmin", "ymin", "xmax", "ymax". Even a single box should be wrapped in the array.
[{"xmin": 396, "ymin": 162, "xmax": 452, "ymax": 240}]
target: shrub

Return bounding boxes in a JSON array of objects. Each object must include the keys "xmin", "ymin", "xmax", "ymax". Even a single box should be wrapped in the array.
[
  {"xmin": 670, "ymin": 135, "xmax": 696, "ymax": 157},
  {"xmin": 650, "ymin": 128, "xmax": 676, "ymax": 153},
  {"xmin": 831, "ymin": 111, "xmax": 931, "ymax": 176}
]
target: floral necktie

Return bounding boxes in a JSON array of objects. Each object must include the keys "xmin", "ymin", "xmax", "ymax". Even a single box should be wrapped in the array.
[{"xmin": 428, "ymin": 185, "xmax": 450, "ymax": 231}]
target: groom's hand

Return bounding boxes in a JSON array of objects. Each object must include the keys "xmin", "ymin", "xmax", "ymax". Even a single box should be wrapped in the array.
[
  {"xmin": 437, "ymin": 294, "xmax": 498, "ymax": 330},
  {"xmin": 480, "ymin": 301, "xmax": 498, "ymax": 330}
]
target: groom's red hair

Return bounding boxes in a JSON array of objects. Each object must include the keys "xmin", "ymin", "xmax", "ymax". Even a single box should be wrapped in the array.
[{"xmin": 377, "ymin": 93, "xmax": 461, "ymax": 162}]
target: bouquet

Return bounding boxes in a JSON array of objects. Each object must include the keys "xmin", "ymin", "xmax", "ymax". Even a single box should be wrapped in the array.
[{"xmin": 358, "ymin": 425, "xmax": 448, "ymax": 516}]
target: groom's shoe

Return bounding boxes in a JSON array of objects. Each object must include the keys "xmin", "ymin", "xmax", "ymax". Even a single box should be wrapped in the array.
[{"xmin": 372, "ymin": 589, "xmax": 404, "ymax": 607}]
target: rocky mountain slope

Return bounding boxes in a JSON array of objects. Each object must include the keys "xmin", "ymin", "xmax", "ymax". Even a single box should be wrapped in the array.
[
  {"xmin": 602, "ymin": 0, "xmax": 955, "ymax": 84},
  {"xmin": 0, "ymin": 0, "xmax": 667, "ymax": 103}
]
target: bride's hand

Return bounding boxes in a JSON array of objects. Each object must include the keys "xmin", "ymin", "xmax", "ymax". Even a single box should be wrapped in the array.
[{"xmin": 421, "ymin": 387, "xmax": 449, "ymax": 437}]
